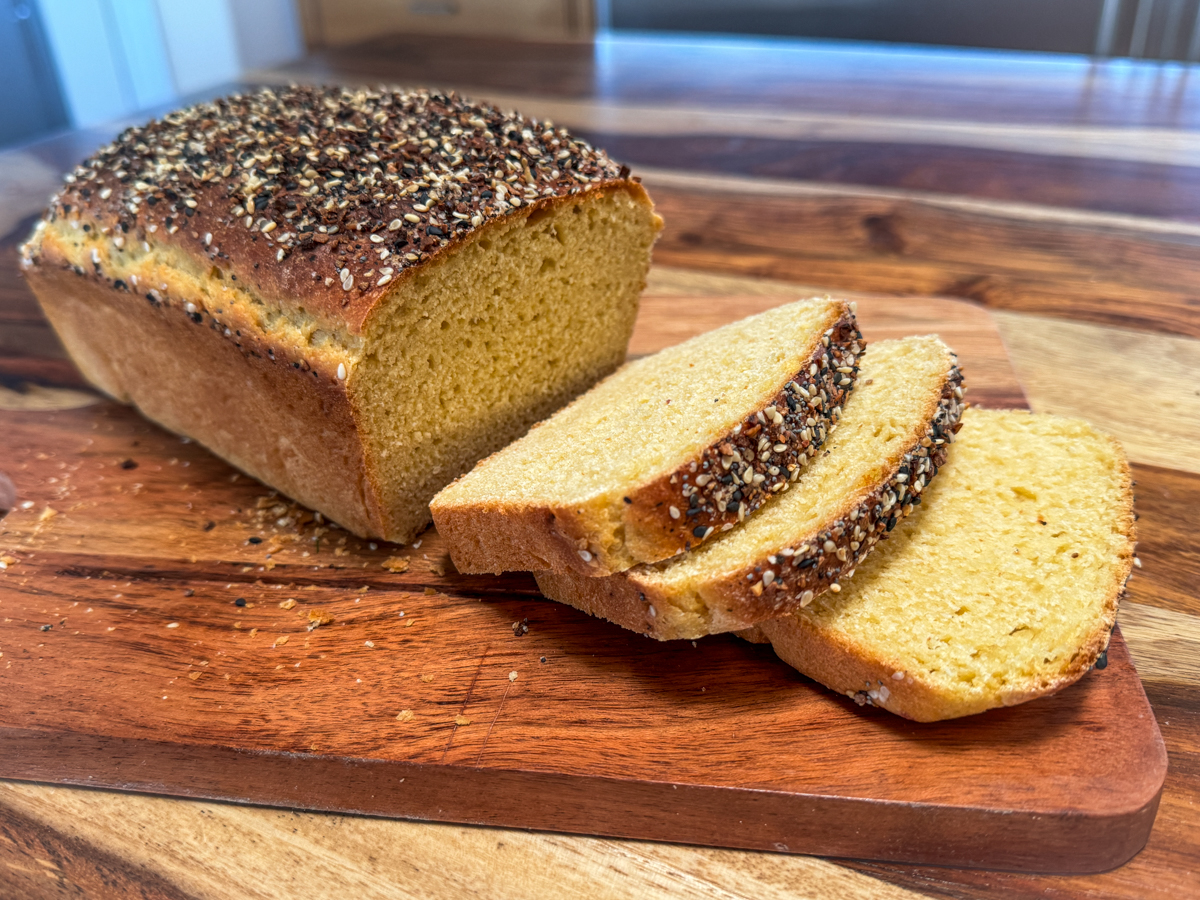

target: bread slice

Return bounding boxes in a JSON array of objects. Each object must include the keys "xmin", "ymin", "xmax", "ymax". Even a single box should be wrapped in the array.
[
  {"xmin": 759, "ymin": 408, "xmax": 1135, "ymax": 722},
  {"xmin": 535, "ymin": 336, "xmax": 965, "ymax": 639},
  {"xmin": 21, "ymin": 86, "xmax": 661, "ymax": 544},
  {"xmin": 431, "ymin": 299, "xmax": 864, "ymax": 576}
]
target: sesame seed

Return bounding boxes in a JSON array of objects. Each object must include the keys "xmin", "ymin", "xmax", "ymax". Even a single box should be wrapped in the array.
[
  {"xmin": 261, "ymin": 221, "xmax": 276, "ymax": 233},
  {"xmin": 369, "ymin": 234, "xmax": 384, "ymax": 243},
  {"xmin": 388, "ymin": 219, "xmax": 402, "ymax": 230},
  {"xmin": 578, "ymin": 549, "xmax": 593, "ymax": 562},
  {"xmin": 404, "ymin": 213, "xmax": 420, "ymax": 223},
  {"xmin": 377, "ymin": 273, "xmax": 391, "ymax": 286},
  {"xmin": 337, "ymin": 363, "xmax": 346, "ymax": 380},
  {"xmin": 669, "ymin": 506, "xmax": 680, "ymax": 519},
  {"xmin": 99, "ymin": 187, "xmax": 113, "ymax": 200},
  {"xmin": 341, "ymin": 274, "xmax": 353, "ymax": 290}
]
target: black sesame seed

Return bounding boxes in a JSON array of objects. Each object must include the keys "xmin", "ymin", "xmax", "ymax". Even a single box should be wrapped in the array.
[
  {"xmin": 235, "ymin": 597, "xmax": 246, "ymax": 607},
  {"xmin": 248, "ymin": 536, "xmax": 262, "ymax": 544},
  {"xmin": 120, "ymin": 459, "xmax": 138, "ymax": 470},
  {"xmin": 41, "ymin": 624, "xmax": 52, "ymax": 631},
  {"xmin": 1094, "ymin": 649, "xmax": 1108, "ymax": 670},
  {"xmin": 692, "ymin": 525, "xmax": 707, "ymax": 538},
  {"xmin": 622, "ymin": 496, "xmax": 632, "ymax": 504}
]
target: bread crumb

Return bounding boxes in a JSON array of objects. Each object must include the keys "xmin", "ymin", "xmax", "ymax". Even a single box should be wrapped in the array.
[
  {"xmin": 364, "ymin": 640, "xmax": 375, "ymax": 648},
  {"xmin": 274, "ymin": 635, "xmax": 289, "ymax": 646},
  {"xmin": 0, "ymin": 555, "xmax": 16, "ymax": 570},
  {"xmin": 455, "ymin": 715, "xmax": 471, "ymax": 726},
  {"xmin": 306, "ymin": 610, "xmax": 333, "ymax": 630},
  {"xmin": 383, "ymin": 557, "xmax": 409, "ymax": 573},
  {"xmin": 396, "ymin": 709, "xmax": 414, "ymax": 721},
  {"xmin": 39, "ymin": 507, "xmax": 57, "ymax": 522},
  {"xmin": 420, "ymin": 673, "xmax": 434, "ymax": 682},
  {"xmin": 188, "ymin": 671, "xmax": 201, "ymax": 680},
  {"xmin": 509, "ymin": 671, "xmax": 518, "ymax": 682},
  {"xmin": 279, "ymin": 599, "xmax": 297, "ymax": 610},
  {"xmin": 424, "ymin": 587, "xmax": 438, "ymax": 595}
]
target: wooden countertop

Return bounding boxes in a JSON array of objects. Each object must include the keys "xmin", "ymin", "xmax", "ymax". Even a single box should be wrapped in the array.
[{"xmin": 1, "ymin": 33, "xmax": 1198, "ymax": 899}]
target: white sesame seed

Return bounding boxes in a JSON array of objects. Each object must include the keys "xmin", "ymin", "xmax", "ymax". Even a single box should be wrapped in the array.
[
  {"xmin": 762, "ymin": 570, "xmax": 775, "ymax": 586},
  {"xmin": 669, "ymin": 506, "xmax": 680, "ymax": 519},
  {"xmin": 337, "ymin": 363, "xmax": 346, "ymax": 380},
  {"xmin": 829, "ymin": 583, "xmax": 841, "ymax": 593},
  {"xmin": 99, "ymin": 187, "xmax": 112, "ymax": 200},
  {"xmin": 342, "ymin": 274, "xmax": 353, "ymax": 290},
  {"xmin": 204, "ymin": 233, "xmax": 212, "ymax": 245},
  {"xmin": 369, "ymin": 233, "xmax": 384, "ymax": 243},
  {"xmin": 578, "ymin": 549, "xmax": 593, "ymax": 562},
  {"xmin": 262, "ymin": 221, "xmax": 276, "ymax": 233},
  {"xmin": 892, "ymin": 671, "xmax": 905, "ymax": 680},
  {"xmin": 388, "ymin": 219, "xmax": 402, "ymax": 230},
  {"xmin": 404, "ymin": 213, "xmax": 420, "ymax": 223},
  {"xmin": 377, "ymin": 274, "xmax": 391, "ymax": 286},
  {"xmin": 339, "ymin": 267, "xmax": 350, "ymax": 281}
]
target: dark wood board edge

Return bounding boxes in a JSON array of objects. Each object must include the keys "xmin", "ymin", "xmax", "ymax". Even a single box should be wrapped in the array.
[{"xmin": 0, "ymin": 633, "xmax": 1165, "ymax": 876}]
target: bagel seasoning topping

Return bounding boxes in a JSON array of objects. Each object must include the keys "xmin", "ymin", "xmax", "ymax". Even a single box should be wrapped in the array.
[{"xmin": 42, "ymin": 85, "xmax": 627, "ymax": 305}]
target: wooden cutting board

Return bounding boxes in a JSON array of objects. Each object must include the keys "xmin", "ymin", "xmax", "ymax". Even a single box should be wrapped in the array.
[{"xmin": 0, "ymin": 293, "xmax": 1165, "ymax": 875}]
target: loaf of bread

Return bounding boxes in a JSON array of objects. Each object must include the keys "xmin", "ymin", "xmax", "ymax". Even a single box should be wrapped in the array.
[
  {"xmin": 759, "ymin": 408, "xmax": 1135, "ymax": 721},
  {"xmin": 535, "ymin": 336, "xmax": 965, "ymax": 639},
  {"xmin": 20, "ymin": 86, "xmax": 662, "ymax": 543},
  {"xmin": 431, "ymin": 299, "xmax": 864, "ymax": 576}
]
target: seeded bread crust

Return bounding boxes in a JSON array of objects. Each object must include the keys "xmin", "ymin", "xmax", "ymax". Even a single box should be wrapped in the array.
[
  {"xmin": 432, "ymin": 306, "xmax": 863, "ymax": 577},
  {"xmin": 534, "ymin": 357, "xmax": 965, "ymax": 639},
  {"xmin": 759, "ymin": 413, "xmax": 1135, "ymax": 722},
  {"xmin": 20, "ymin": 86, "xmax": 658, "ymax": 541}
]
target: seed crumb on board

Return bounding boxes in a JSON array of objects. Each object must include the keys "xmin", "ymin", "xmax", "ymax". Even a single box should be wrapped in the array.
[
  {"xmin": 396, "ymin": 709, "xmax": 414, "ymax": 722},
  {"xmin": 279, "ymin": 599, "xmax": 297, "ymax": 610}
]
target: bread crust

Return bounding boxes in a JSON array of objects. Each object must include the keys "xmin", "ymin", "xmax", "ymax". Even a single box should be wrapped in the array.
[
  {"xmin": 759, "ymin": 415, "xmax": 1136, "ymax": 722},
  {"xmin": 432, "ymin": 304, "xmax": 864, "ymax": 576},
  {"xmin": 535, "ymin": 352, "xmax": 966, "ymax": 639}
]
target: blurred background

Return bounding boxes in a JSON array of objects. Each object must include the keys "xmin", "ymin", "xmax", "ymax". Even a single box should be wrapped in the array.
[{"xmin": 3, "ymin": 0, "xmax": 1199, "ymax": 150}]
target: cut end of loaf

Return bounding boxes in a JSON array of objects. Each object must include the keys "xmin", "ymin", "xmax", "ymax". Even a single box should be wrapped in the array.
[
  {"xmin": 355, "ymin": 184, "xmax": 661, "ymax": 543},
  {"xmin": 761, "ymin": 408, "xmax": 1135, "ymax": 721}
]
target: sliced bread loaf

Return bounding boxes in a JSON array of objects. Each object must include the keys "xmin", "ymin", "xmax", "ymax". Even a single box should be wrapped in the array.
[
  {"xmin": 535, "ymin": 336, "xmax": 965, "ymax": 639},
  {"xmin": 759, "ymin": 408, "xmax": 1135, "ymax": 722},
  {"xmin": 431, "ymin": 299, "xmax": 864, "ymax": 576}
]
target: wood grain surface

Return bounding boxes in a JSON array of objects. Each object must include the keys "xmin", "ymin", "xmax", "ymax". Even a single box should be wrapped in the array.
[
  {"xmin": 2, "ymin": 291, "xmax": 1162, "ymax": 876},
  {"xmin": 3, "ymin": 31, "xmax": 1200, "ymax": 900}
]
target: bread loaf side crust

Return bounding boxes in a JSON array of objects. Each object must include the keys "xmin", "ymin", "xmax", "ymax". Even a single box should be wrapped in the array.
[
  {"xmin": 760, "ymin": 423, "xmax": 1136, "ymax": 722},
  {"xmin": 535, "ymin": 355, "xmax": 966, "ymax": 639},
  {"xmin": 23, "ymin": 234, "xmax": 383, "ymax": 535},
  {"xmin": 434, "ymin": 303, "xmax": 864, "ymax": 576}
]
